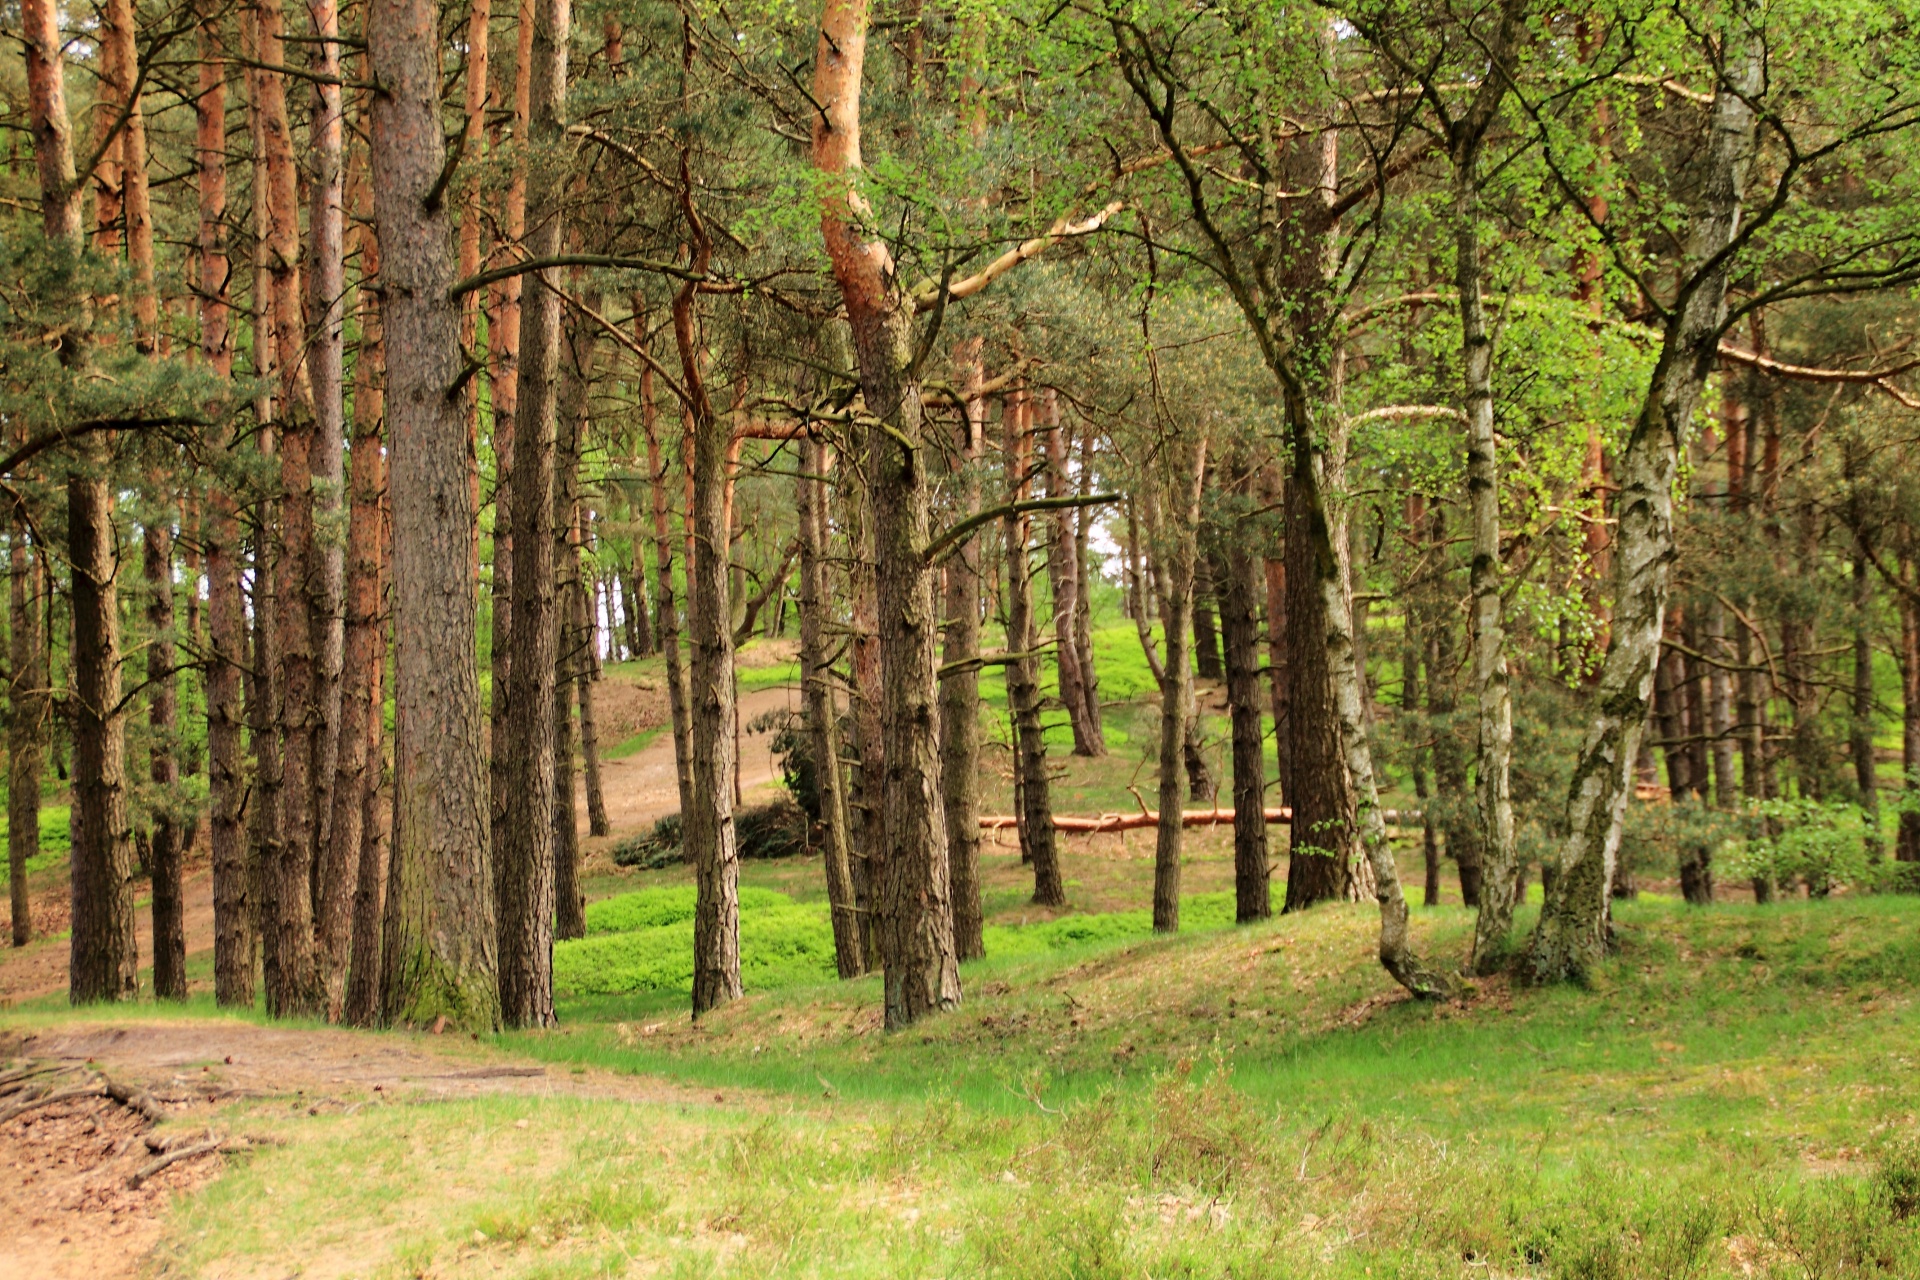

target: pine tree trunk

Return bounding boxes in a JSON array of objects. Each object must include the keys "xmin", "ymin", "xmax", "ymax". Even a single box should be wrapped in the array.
[
  {"xmin": 340, "ymin": 213, "xmax": 388, "ymax": 1025},
  {"xmin": 1708, "ymin": 596, "xmax": 1737, "ymax": 808},
  {"xmin": 1043, "ymin": 392, "xmax": 1098, "ymax": 757},
  {"xmin": 1281, "ymin": 465, "xmax": 1358, "ymax": 910},
  {"xmin": 813, "ymin": 0, "xmax": 960, "ymax": 1025},
  {"xmin": 495, "ymin": 0, "xmax": 570, "ymax": 1028},
  {"xmin": 306, "ymin": 0, "xmax": 350, "ymax": 888},
  {"xmin": 1147, "ymin": 454, "xmax": 1205, "ymax": 935},
  {"xmin": 672, "ymin": 273, "xmax": 742, "ymax": 1017},
  {"xmin": 145, "ymin": 520, "xmax": 186, "ymax": 999},
  {"xmin": 369, "ymin": 0, "xmax": 500, "ymax": 1030},
  {"xmin": 490, "ymin": 0, "xmax": 536, "ymax": 876},
  {"xmin": 1073, "ymin": 429, "xmax": 1104, "ymax": 753},
  {"xmin": 1192, "ymin": 558, "xmax": 1224, "ymax": 681},
  {"xmin": 552, "ymin": 313, "xmax": 590, "ymax": 941},
  {"xmin": 1530, "ymin": 44, "xmax": 1760, "ymax": 983},
  {"xmin": 801, "ymin": 437, "xmax": 864, "ymax": 977},
  {"xmin": 1005, "ymin": 392, "xmax": 1063, "ymax": 908},
  {"xmin": 579, "ymin": 568, "xmax": 610, "ymax": 839},
  {"xmin": 939, "ymin": 356, "xmax": 986, "ymax": 962},
  {"xmin": 1218, "ymin": 457, "xmax": 1270, "ymax": 924},
  {"xmin": 844, "ymin": 392, "xmax": 884, "ymax": 971},
  {"xmin": 68, "ymin": 473, "xmax": 137, "ymax": 1004},
  {"xmin": 10, "ymin": 535, "xmax": 45, "ymax": 948},
  {"xmin": 638, "ymin": 333, "xmax": 694, "ymax": 816}
]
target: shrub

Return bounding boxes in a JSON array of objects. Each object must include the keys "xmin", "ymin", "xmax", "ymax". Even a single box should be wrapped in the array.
[
  {"xmin": 611, "ymin": 813, "xmax": 682, "ymax": 869},
  {"xmin": 1722, "ymin": 797, "xmax": 1881, "ymax": 896},
  {"xmin": 608, "ymin": 797, "xmax": 810, "ymax": 869}
]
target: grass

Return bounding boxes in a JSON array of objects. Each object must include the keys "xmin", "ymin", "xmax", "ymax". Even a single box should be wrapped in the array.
[
  {"xmin": 126, "ymin": 892, "xmax": 1920, "ymax": 1279},
  {"xmin": 0, "ymin": 803, "xmax": 71, "ymax": 889}
]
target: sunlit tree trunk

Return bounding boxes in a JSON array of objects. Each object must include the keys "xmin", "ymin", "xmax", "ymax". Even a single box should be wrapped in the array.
[
  {"xmin": 1530, "ymin": 44, "xmax": 1760, "ymax": 983},
  {"xmin": 1145, "ymin": 446, "xmax": 1205, "ymax": 934},
  {"xmin": 1043, "ymin": 392, "xmax": 1100, "ymax": 756},
  {"xmin": 370, "ymin": 0, "xmax": 500, "ymax": 1030},
  {"xmin": 812, "ymin": 0, "xmax": 960, "ymax": 1025}
]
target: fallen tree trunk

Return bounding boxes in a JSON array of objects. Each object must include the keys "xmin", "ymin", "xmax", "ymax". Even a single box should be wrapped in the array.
[{"xmin": 979, "ymin": 807, "xmax": 1423, "ymax": 833}]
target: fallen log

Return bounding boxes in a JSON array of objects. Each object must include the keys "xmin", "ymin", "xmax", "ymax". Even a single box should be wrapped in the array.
[{"xmin": 979, "ymin": 806, "xmax": 1423, "ymax": 834}]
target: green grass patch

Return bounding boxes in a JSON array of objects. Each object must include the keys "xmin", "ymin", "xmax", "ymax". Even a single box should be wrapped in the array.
[{"xmin": 0, "ymin": 804, "xmax": 71, "ymax": 888}]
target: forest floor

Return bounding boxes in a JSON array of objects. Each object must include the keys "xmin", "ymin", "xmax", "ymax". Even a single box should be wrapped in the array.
[{"xmin": 4, "ymin": 645, "xmax": 1919, "ymax": 1277}]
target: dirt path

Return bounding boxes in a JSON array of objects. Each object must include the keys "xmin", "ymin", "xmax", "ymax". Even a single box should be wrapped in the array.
[
  {"xmin": 575, "ymin": 681, "xmax": 802, "ymax": 842},
  {"xmin": 0, "ymin": 1020, "xmax": 722, "ymax": 1280}
]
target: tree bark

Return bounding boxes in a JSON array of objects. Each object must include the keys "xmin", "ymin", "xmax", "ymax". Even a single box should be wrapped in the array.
[
  {"xmin": 1004, "ymin": 391, "xmax": 1064, "ymax": 908},
  {"xmin": 812, "ymin": 0, "xmax": 960, "ymax": 1026},
  {"xmin": 637, "ymin": 322, "xmax": 693, "ymax": 816},
  {"xmin": 1217, "ymin": 457, "xmax": 1270, "ymax": 924},
  {"xmin": 1073, "ymin": 428, "xmax": 1104, "ymax": 752},
  {"xmin": 578, "ymin": 563, "xmax": 610, "ymax": 839},
  {"xmin": 1192, "ymin": 557, "xmax": 1223, "ymax": 682},
  {"xmin": 801, "ymin": 436, "xmax": 864, "ymax": 977},
  {"xmin": 939, "ymin": 352, "xmax": 986, "ymax": 961},
  {"xmin": 1146, "ymin": 445, "xmax": 1207, "ymax": 935},
  {"xmin": 495, "ymin": 0, "xmax": 570, "ymax": 1028},
  {"xmin": 370, "ymin": 0, "xmax": 500, "ymax": 1031},
  {"xmin": 69, "ymin": 473, "xmax": 137, "ymax": 1004},
  {"xmin": 145, "ymin": 520, "xmax": 186, "ymax": 1000},
  {"xmin": 306, "ymin": 0, "xmax": 350, "ymax": 890},
  {"xmin": 341, "ymin": 208, "xmax": 389, "ymax": 1026},
  {"xmin": 1043, "ymin": 391, "xmax": 1099, "ymax": 756},
  {"xmin": 489, "ymin": 0, "xmax": 536, "ymax": 878},
  {"xmin": 1852, "ymin": 538, "xmax": 1879, "ymax": 855},
  {"xmin": 672, "ymin": 268, "xmax": 742, "ymax": 1017},
  {"xmin": 551, "ymin": 308, "xmax": 590, "ymax": 943},
  {"xmin": 1529, "ymin": 44, "xmax": 1760, "ymax": 983}
]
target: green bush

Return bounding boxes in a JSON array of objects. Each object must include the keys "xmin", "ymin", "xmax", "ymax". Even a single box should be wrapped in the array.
[{"xmin": 1723, "ymin": 797, "xmax": 1882, "ymax": 896}]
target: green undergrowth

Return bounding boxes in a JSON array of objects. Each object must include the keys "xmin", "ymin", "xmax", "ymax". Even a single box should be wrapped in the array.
[
  {"xmin": 553, "ymin": 885, "xmax": 1247, "ymax": 1000},
  {"xmin": 0, "ymin": 803, "xmax": 72, "ymax": 888},
  {"xmin": 145, "ymin": 893, "xmax": 1920, "ymax": 1280}
]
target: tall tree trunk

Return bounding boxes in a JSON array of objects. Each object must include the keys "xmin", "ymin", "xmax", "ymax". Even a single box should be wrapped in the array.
[
  {"xmin": 1529, "ymin": 44, "xmax": 1760, "ymax": 983},
  {"xmin": 145, "ymin": 519, "xmax": 186, "ymax": 999},
  {"xmin": 1281, "ymin": 463, "xmax": 1358, "ymax": 910},
  {"xmin": 252, "ymin": 0, "xmax": 326, "ymax": 1018},
  {"xmin": 846, "ymin": 477, "xmax": 885, "ymax": 970},
  {"xmin": 579, "ymin": 563, "xmax": 610, "ymax": 838},
  {"xmin": 369, "ymin": 0, "xmax": 500, "ymax": 1031},
  {"xmin": 939, "ymin": 352, "xmax": 986, "ymax": 962},
  {"xmin": 496, "ymin": 0, "xmax": 569, "ymax": 1028},
  {"xmin": 1073, "ymin": 428, "xmax": 1104, "ymax": 752},
  {"xmin": 1192, "ymin": 557, "xmax": 1223, "ymax": 682},
  {"xmin": 69, "ymin": 475, "xmax": 137, "ymax": 1004},
  {"xmin": 638, "ymin": 326, "xmax": 694, "ymax": 816},
  {"xmin": 672, "ymin": 268, "xmax": 742, "ymax": 1016},
  {"xmin": 459, "ymin": 0, "xmax": 492, "ymax": 568},
  {"xmin": 1004, "ymin": 391, "xmax": 1064, "ymax": 908},
  {"xmin": 1261, "ymin": 469, "xmax": 1290, "ymax": 809},
  {"xmin": 1218, "ymin": 457, "xmax": 1270, "ymax": 924},
  {"xmin": 490, "ymin": 0, "xmax": 536, "ymax": 879},
  {"xmin": 1146, "ymin": 448, "xmax": 1205, "ymax": 935},
  {"xmin": 9, "ymin": 534, "xmax": 44, "ymax": 948},
  {"xmin": 1708, "ymin": 596, "xmax": 1737, "ymax": 808},
  {"xmin": 813, "ymin": 0, "xmax": 960, "ymax": 1026},
  {"xmin": 340, "ymin": 211, "xmax": 388, "ymax": 1025},
  {"xmin": 1043, "ymin": 392, "xmax": 1098, "ymax": 756},
  {"xmin": 306, "ymin": 0, "xmax": 349, "ymax": 889},
  {"xmin": 551, "ymin": 308, "xmax": 589, "ymax": 943},
  {"xmin": 801, "ymin": 436, "xmax": 864, "ymax": 977}
]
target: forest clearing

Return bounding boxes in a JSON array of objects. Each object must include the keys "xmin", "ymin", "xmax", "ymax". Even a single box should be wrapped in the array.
[{"xmin": 7, "ymin": 0, "xmax": 1920, "ymax": 1273}]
